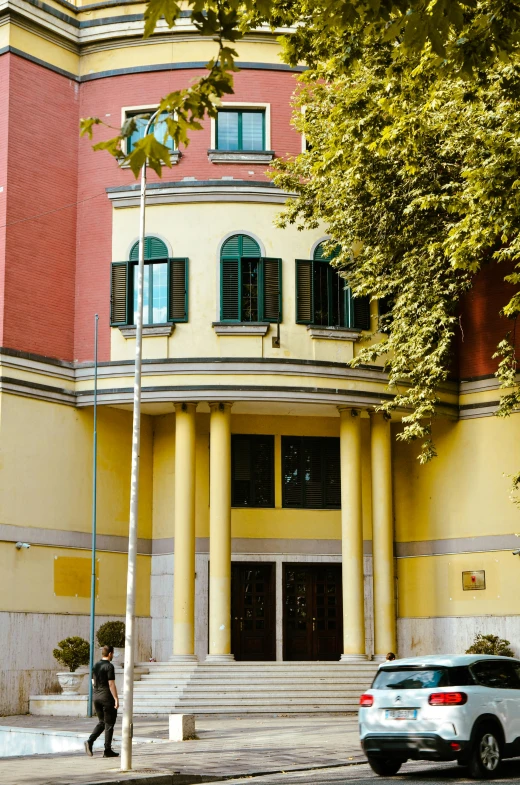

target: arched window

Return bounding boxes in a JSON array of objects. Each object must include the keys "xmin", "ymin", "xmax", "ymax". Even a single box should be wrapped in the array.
[
  {"xmin": 295, "ymin": 241, "xmax": 370, "ymax": 330},
  {"xmin": 220, "ymin": 234, "xmax": 282, "ymax": 323},
  {"xmin": 110, "ymin": 236, "xmax": 188, "ymax": 327}
]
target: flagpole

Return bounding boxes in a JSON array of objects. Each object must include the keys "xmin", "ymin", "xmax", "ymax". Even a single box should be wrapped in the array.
[{"xmin": 88, "ymin": 313, "xmax": 99, "ymax": 718}]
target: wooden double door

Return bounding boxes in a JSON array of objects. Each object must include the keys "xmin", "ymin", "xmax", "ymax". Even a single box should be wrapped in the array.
[
  {"xmin": 231, "ymin": 563, "xmax": 276, "ymax": 661},
  {"xmin": 230, "ymin": 562, "xmax": 343, "ymax": 661},
  {"xmin": 283, "ymin": 564, "xmax": 343, "ymax": 661}
]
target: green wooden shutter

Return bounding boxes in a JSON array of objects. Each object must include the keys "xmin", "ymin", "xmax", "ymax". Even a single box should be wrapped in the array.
[
  {"xmin": 352, "ymin": 295, "xmax": 371, "ymax": 330},
  {"xmin": 242, "ymin": 235, "xmax": 261, "ymax": 257},
  {"xmin": 232, "ymin": 435, "xmax": 274, "ymax": 507},
  {"xmin": 130, "ymin": 236, "xmax": 168, "ymax": 261},
  {"xmin": 253, "ymin": 436, "xmax": 275, "ymax": 507},
  {"xmin": 303, "ymin": 437, "xmax": 324, "ymax": 508},
  {"xmin": 295, "ymin": 260, "xmax": 313, "ymax": 323},
  {"xmin": 260, "ymin": 257, "xmax": 282, "ymax": 322},
  {"xmin": 221, "ymin": 258, "xmax": 240, "ymax": 321},
  {"xmin": 111, "ymin": 262, "xmax": 129, "ymax": 325},
  {"xmin": 168, "ymin": 258, "xmax": 188, "ymax": 322},
  {"xmin": 282, "ymin": 436, "xmax": 303, "ymax": 508},
  {"xmin": 323, "ymin": 438, "xmax": 341, "ymax": 508},
  {"xmin": 232, "ymin": 435, "xmax": 252, "ymax": 506}
]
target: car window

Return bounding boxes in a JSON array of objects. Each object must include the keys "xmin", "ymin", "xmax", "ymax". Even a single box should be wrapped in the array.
[
  {"xmin": 372, "ymin": 668, "xmax": 449, "ymax": 690},
  {"xmin": 447, "ymin": 666, "xmax": 475, "ymax": 687},
  {"xmin": 471, "ymin": 661, "xmax": 520, "ymax": 689}
]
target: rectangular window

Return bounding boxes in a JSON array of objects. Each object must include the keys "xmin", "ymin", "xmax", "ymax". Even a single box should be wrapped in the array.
[
  {"xmin": 232, "ymin": 435, "xmax": 275, "ymax": 508},
  {"xmin": 216, "ymin": 110, "xmax": 265, "ymax": 151},
  {"xmin": 282, "ymin": 436, "xmax": 341, "ymax": 509},
  {"xmin": 111, "ymin": 258, "xmax": 188, "ymax": 326},
  {"xmin": 220, "ymin": 257, "xmax": 282, "ymax": 322},
  {"xmin": 127, "ymin": 111, "xmax": 175, "ymax": 153},
  {"xmin": 295, "ymin": 260, "xmax": 371, "ymax": 330}
]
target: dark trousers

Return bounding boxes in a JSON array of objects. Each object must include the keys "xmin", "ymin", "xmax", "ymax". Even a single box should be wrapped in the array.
[{"xmin": 88, "ymin": 696, "xmax": 117, "ymax": 751}]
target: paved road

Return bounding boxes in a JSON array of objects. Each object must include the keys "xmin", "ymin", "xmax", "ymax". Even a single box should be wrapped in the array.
[{"xmin": 211, "ymin": 758, "xmax": 520, "ymax": 785}]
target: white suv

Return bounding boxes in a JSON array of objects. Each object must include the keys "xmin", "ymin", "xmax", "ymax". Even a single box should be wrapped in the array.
[{"xmin": 359, "ymin": 654, "xmax": 520, "ymax": 779}]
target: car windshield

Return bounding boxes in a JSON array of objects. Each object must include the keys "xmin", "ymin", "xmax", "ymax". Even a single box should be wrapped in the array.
[{"xmin": 372, "ymin": 668, "xmax": 449, "ymax": 690}]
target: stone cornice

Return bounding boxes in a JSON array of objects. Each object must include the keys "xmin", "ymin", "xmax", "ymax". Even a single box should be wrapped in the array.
[{"xmin": 107, "ymin": 180, "xmax": 296, "ymax": 207}]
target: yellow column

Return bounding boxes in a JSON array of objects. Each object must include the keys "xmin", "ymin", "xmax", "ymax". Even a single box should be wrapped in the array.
[
  {"xmin": 207, "ymin": 402, "xmax": 234, "ymax": 661},
  {"xmin": 172, "ymin": 403, "xmax": 198, "ymax": 660},
  {"xmin": 338, "ymin": 407, "xmax": 366, "ymax": 660},
  {"xmin": 370, "ymin": 411, "xmax": 397, "ymax": 659}
]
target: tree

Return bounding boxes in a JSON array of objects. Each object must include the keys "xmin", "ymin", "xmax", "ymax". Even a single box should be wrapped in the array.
[
  {"xmin": 466, "ymin": 633, "xmax": 515, "ymax": 657},
  {"xmin": 271, "ymin": 37, "xmax": 520, "ymax": 461},
  {"xmin": 81, "ymin": 0, "xmax": 520, "ymax": 467}
]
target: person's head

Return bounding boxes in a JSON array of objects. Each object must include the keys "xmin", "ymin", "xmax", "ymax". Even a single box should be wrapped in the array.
[
  {"xmin": 102, "ymin": 645, "xmax": 114, "ymax": 660},
  {"xmin": 386, "ymin": 652, "xmax": 396, "ymax": 661}
]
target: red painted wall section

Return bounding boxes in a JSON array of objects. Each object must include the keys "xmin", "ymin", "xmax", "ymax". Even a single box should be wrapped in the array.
[
  {"xmin": 75, "ymin": 68, "xmax": 301, "ymax": 362},
  {"xmin": 2, "ymin": 55, "xmax": 78, "ymax": 360},
  {"xmin": 0, "ymin": 56, "xmax": 9, "ymax": 347},
  {"xmin": 458, "ymin": 261, "xmax": 520, "ymax": 380}
]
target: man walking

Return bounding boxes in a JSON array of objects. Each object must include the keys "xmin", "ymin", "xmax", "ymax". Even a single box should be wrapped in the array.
[{"xmin": 84, "ymin": 644, "xmax": 119, "ymax": 758}]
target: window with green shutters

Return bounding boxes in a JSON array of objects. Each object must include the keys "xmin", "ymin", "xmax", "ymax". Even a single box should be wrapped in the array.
[
  {"xmin": 231, "ymin": 434, "xmax": 275, "ymax": 508},
  {"xmin": 110, "ymin": 236, "xmax": 188, "ymax": 326},
  {"xmin": 295, "ymin": 242, "xmax": 371, "ymax": 330},
  {"xmin": 220, "ymin": 234, "xmax": 282, "ymax": 323},
  {"xmin": 282, "ymin": 436, "xmax": 341, "ymax": 509}
]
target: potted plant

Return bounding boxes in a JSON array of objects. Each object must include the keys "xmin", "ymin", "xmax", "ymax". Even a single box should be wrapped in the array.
[
  {"xmin": 97, "ymin": 621, "xmax": 126, "ymax": 664},
  {"xmin": 53, "ymin": 636, "xmax": 90, "ymax": 694},
  {"xmin": 466, "ymin": 633, "xmax": 515, "ymax": 657}
]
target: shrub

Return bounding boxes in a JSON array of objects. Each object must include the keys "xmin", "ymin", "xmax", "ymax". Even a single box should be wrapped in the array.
[
  {"xmin": 53, "ymin": 637, "xmax": 90, "ymax": 673},
  {"xmin": 466, "ymin": 633, "xmax": 515, "ymax": 657},
  {"xmin": 97, "ymin": 621, "xmax": 125, "ymax": 648}
]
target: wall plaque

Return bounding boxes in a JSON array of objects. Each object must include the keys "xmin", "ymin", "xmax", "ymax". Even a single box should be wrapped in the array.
[{"xmin": 462, "ymin": 570, "xmax": 486, "ymax": 591}]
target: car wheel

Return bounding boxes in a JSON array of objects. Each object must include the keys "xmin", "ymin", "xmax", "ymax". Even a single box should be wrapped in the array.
[
  {"xmin": 367, "ymin": 756, "xmax": 403, "ymax": 776},
  {"xmin": 467, "ymin": 727, "xmax": 502, "ymax": 779}
]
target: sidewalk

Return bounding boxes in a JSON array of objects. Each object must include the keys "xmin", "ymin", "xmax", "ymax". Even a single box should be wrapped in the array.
[{"xmin": 0, "ymin": 714, "xmax": 364, "ymax": 785}]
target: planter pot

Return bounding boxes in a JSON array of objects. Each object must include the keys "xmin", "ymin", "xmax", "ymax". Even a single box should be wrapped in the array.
[{"xmin": 57, "ymin": 671, "xmax": 87, "ymax": 695}]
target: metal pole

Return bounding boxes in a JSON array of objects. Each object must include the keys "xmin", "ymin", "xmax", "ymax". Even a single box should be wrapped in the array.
[
  {"xmin": 88, "ymin": 313, "xmax": 99, "ymax": 718},
  {"xmin": 121, "ymin": 110, "xmax": 159, "ymax": 771}
]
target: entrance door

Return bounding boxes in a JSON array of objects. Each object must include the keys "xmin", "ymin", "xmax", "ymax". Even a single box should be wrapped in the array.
[
  {"xmin": 283, "ymin": 564, "xmax": 343, "ymax": 661},
  {"xmin": 231, "ymin": 563, "xmax": 276, "ymax": 661}
]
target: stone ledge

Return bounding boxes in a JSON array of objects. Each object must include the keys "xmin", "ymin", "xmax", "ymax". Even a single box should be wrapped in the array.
[
  {"xmin": 307, "ymin": 326, "xmax": 361, "ymax": 341},
  {"xmin": 207, "ymin": 150, "xmax": 275, "ymax": 164},
  {"xmin": 212, "ymin": 322, "xmax": 270, "ymax": 336},
  {"xmin": 119, "ymin": 324, "xmax": 175, "ymax": 339}
]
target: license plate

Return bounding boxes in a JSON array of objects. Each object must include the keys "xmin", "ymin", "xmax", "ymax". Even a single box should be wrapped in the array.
[{"xmin": 385, "ymin": 709, "xmax": 417, "ymax": 720}]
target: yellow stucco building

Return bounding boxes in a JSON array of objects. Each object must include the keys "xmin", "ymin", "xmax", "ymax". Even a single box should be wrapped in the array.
[{"xmin": 1, "ymin": 0, "xmax": 519, "ymax": 715}]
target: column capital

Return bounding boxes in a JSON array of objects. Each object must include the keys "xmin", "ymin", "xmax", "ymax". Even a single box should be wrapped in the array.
[
  {"xmin": 174, "ymin": 402, "xmax": 198, "ymax": 414},
  {"xmin": 337, "ymin": 406, "xmax": 360, "ymax": 417},
  {"xmin": 209, "ymin": 402, "xmax": 233, "ymax": 413},
  {"xmin": 368, "ymin": 409, "xmax": 392, "ymax": 421}
]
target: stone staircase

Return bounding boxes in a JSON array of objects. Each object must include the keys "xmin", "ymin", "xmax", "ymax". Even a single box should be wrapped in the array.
[{"xmin": 132, "ymin": 661, "xmax": 378, "ymax": 714}]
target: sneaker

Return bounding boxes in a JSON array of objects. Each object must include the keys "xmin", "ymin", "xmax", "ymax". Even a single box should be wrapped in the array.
[
  {"xmin": 84, "ymin": 740, "xmax": 93, "ymax": 757},
  {"xmin": 103, "ymin": 749, "xmax": 119, "ymax": 758}
]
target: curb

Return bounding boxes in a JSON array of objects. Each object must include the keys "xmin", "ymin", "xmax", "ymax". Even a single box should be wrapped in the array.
[{"xmin": 82, "ymin": 774, "xmax": 224, "ymax": 785}]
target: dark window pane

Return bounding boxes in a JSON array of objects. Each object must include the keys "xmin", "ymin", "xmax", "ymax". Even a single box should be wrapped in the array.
[
  {"xmin": 232, "ymin": 435, "xmax": 274, "ymax": 508},
  {"xmin": 471, "ymin": 661, "xmax": 520, "ymax": 689},
  {"xmin": 330, "ymin": 268, "xmax": 345, "ymax": 327},
  {"xmin": 282, "ymin": 436, "xmax": 341, "ymax": 509}
]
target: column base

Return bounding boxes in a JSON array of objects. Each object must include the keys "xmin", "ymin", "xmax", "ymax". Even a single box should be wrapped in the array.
[
  {"xmin": 372, "ymin": 655, "xmax": 390, "ymax": 663},
  {"xmin": 340, "ymin": 653, "xmax": 369, "ymax": 662},
  {"xmin": 168, "ymin": 654, "xmax": 199, "ymax": 662},
  {"xmin": 205, "ymin": 654, "xmax": 235, "ymax": 662}
]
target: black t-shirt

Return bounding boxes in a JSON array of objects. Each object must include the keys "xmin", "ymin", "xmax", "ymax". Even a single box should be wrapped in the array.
[{"xmin": 93, "ymin": 659, "xmax": 115, "ymax": 692}]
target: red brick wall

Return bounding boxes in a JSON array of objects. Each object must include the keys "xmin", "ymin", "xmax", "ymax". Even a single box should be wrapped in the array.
[
  {"xmin": 0, "ymin": 56, "xmax": 9, "ymax": 346},
  {"xmin": 458, "ymin": 261, "xmax": 520, "ymax": 380},
  {"xmin": 1, "ymin": 54, "xmax": 78, "ymax": 360},
  {"xmin": 75, "ymin": 67, "xmax": 301, "ymax": 362}
]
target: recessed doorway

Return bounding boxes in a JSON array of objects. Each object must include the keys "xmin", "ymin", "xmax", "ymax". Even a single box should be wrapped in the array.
[{"xmin": 283, "ymin": 563, "xmax": 343, "ymax": 661}]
